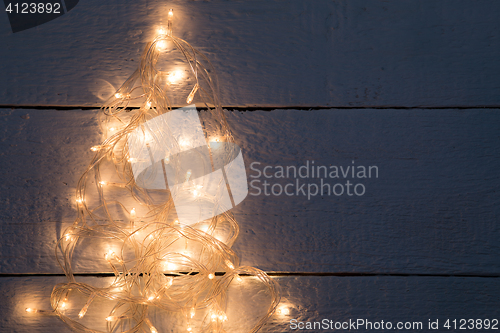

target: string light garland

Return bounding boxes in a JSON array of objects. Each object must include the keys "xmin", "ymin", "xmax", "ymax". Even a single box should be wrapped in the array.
[{"xmin": 26, "ymin": 8, "xmax": 281, "ymax": 333}]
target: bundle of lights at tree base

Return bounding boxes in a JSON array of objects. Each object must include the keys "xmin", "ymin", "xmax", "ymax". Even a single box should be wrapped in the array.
[{"xmin": 29, "ymin": 9, "xmax": 280, "ymax": 333}]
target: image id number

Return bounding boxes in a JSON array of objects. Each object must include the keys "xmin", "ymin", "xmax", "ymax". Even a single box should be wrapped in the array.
[{"xmin": 5, "ymin": 3, "xmax": 61, "ymax": 14}]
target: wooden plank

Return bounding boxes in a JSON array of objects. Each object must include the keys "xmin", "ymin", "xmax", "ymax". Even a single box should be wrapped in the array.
[
  {"xmin": 1, "ymin": 1, "xmax": 500, "ymax": 107},
  {"xmin": 0, "ymin": 108, "xmax": 499, "ymax": 274},
  {"xmin": 2, "ymin": 275, "xmax": 500, "ymax": 332}
]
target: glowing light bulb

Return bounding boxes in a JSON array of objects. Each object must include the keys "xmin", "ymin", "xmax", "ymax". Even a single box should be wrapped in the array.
[
  {"xmin": 225, "ymin": 260, "xmax": 234, "ymax": 270},
  {"xmin": 168, "ymin": 71, "xmax": 178, "ymax": 83},
  {"xmin": 277, "ymin": 305, "xmax": 290, "ymax": 316},
  {"xmin": 90, "ymin": 145, "xmax": 101, "ymax": 152},
  {"xmin": 148, "ymin": 296, "xmax": 155, "ymax": 301},
  {"xmin": 109, "ymin": 127, "xmax": 116, "ymax": 132},
  {"xmin": 105, "ymin": 252, "xmax": 114, "ymax": 261},
  {"xmin": 211, "ymin": 314, "xmax": 217, "ymax": 321},
  {"xmin": 187, "ymin": 327, "xmax": 192, "ymax": 332},
  {"xmin": 186, "ymin": 83, "xmax": 199, "ymax": 104},
  {"xmin": 167, "ymin": 70, "xmax": 183, "ymax": 84},
  {"xmin": 208, "ymin": 273, "xmax": 215, "ymax": 280},
  {"xmin": 128, "ymin": 157, "xmax": 137, "ymax": 163},
  {"xmin": 190, "ymin": 308, "xmax": 195, "ymax": 318},
  {"xmin": 179, "ymin": 138, "xmax": 190, "ymax": 149},
  {"xmin": 236, "ymin": 275, "xmax": 243, "ymax": 283},
  {"xmin": 145, "ymin": 318, "xmax": 158, "ymax": 333},
  {"xmin": 166, "ymin": 9, "xmax": 173, "ymax": 37},
  {"xmin": 157, "ymin": 27, "xmax": 166, "ymax": 35},
  {"xmin": 59, "ymin": 301, "xmax": 67, "ymax": 310},
  {"xmin": 145, "ymin": 101, "xmax": 152, "ymax": 109},
  {"xmin": 114, "ymin": 93, "xmax": 122, "ymax": 99},
  {"xmin": 164, "ymin": 261, "xmax": 176, "ymax": 271},
  {"xmin": 106, "ymin": 316, "xmax": 117, "ymax": 321},
  {"xmin": 25, "ymin": 308, "xmax": 37, "ymax": 313},
  {"xmin": 99, "ymin": 181, "xmax": 107, "ymax": 186},
  {"xmin": 157, "ymin": 40, "xmax": 167, "ymax": 50},
  {"xmin": 131, "ymin": 208, "xmax": 136, "ymax": 219},
  {"xmin": 198, "ymin": 224, "xmax": 209, "ymax": 233},
  {"xmin": 185, "ymin": 170, "xmax": 192, "ymax": 182},
  {"xmin": 76, "ymin": 293, "xmax": 96, "ymax": 319},
  {"xmin": 114, "ymin": 254, "xmax": 124, "ymax": 263},
  {"xmin": 76, "ymin": 198, "xmax": 83, "ymax": 204}
]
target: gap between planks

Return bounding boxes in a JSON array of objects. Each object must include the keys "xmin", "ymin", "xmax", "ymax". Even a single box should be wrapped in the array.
[
  {"xmin": 0, "ymin": 272, "xmax": 499, "ymax": 278},
  {"xmin": 1, "ymin": 105, "xmax": 500, "ymax": 111}
]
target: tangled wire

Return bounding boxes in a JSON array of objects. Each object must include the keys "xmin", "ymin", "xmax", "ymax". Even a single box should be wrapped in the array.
[{"xmin": 47, "ymin": 10, "xmax": 280, "ymax": 333}]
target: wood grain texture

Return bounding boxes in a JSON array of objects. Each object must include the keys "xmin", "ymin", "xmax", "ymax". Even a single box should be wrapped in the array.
[
  {"xmin": 0, "ymin": 108, "xmax": 498, "ymax": 275},
  {"xmin": 2, "ymin": 275, "xmax": 499, "ymax": 332},
  {"xmin": 0, "ymin": 0, "xmax": 500, "ymax": 107}
]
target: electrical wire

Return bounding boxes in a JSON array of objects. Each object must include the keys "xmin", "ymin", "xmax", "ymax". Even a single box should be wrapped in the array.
[{"xmin": 37, "ymin": 10, "xmax": 281, "ymax": 333}]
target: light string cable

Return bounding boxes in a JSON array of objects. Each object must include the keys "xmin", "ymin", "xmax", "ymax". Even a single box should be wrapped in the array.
[{"xmin": 43, "ymin": 9, "xmax": 280, "ymax": 333}]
